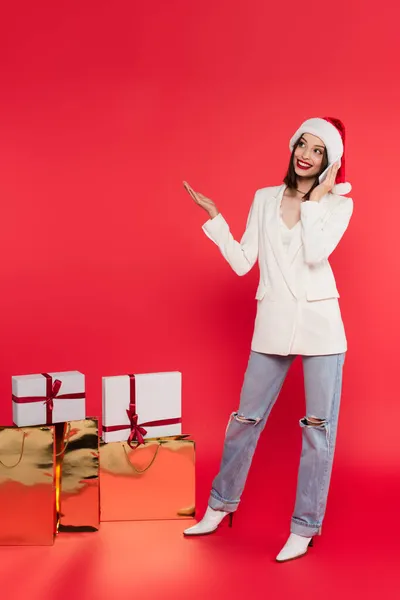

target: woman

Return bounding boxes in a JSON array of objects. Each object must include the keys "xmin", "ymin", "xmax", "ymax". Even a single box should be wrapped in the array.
[{"xmin": 182, "ymin": 117, "xmax": 353, "ymax": 562}]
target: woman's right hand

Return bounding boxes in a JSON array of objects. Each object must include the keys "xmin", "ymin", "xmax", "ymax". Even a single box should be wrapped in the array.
[{"xmin": 183, "ymin": 181, "xmax": 219, "ymax": 219}]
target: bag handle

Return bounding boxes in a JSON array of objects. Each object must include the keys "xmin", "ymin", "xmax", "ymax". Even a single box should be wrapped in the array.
[
  {"xmin": 122, "ymin": 441, "xmax": 161, "ymax": 473},
  {"xmin": 55, "ymin": 422, "xmax": 72, "ymax": 457},
  {"xmin": 0, "ymin": 430, "xmax": 27, "ymax": 469}
]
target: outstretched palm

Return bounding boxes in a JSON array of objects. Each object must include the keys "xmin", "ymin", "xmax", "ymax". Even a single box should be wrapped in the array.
[{"xmin": 183, "ymin": 181, "xmax": 219, "ymax": 218}]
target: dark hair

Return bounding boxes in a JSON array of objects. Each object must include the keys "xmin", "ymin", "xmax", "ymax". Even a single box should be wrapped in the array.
[{"xmin": 283, "ymin": 136, "xmax": 329, "ymax": 201}]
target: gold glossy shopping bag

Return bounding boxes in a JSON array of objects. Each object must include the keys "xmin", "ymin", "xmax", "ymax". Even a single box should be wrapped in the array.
[
  {"xmin": 0, "ymin": 425, "xmax": 56, "ymax": 545},
  {"xmin": 56, "ymin": 418, "xmax": 100, "ymax": 532},
  {"xmin": 100, "ymin": 435, "xmax": 195, "ymax": 521}
]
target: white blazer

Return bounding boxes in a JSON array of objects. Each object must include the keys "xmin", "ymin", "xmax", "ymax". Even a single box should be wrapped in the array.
[{"xmin": 202, "ymin": 183, "xmax": 353, "ymax": 356}]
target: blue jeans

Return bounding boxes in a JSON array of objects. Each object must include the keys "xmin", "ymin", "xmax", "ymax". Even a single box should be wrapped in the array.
[{"xmin": 208, "ymin": 351, "xmax": 346, "ymax": 537}]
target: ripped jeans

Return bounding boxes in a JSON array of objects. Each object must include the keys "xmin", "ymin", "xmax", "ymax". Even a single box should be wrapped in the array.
[{"xmin": 208, "ymin": 351, "xmax": 346, "ymax": 537}]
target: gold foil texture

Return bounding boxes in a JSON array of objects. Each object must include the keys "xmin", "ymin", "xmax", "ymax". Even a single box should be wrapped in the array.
[
  {"xmin": 0, "ymin": 426, "xmax": 56, "ymax": 545},
  {"xmin": 56, "ymin": 418, "xmax": 100, "ymax": 532},
  {"xmin": 100, "ymin": 436, "xmax": 195, "ymax": 521}
]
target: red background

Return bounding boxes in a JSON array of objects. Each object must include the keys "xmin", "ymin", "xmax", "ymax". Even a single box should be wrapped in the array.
[{"xmin": 0, "ymin": 1, "xmax": 399, "ymax": 598}]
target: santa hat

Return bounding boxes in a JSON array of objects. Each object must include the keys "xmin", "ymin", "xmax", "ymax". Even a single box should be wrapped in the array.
[{"xmin": 289, "ymin": 117, "xmax": 351, "ymax": 195}]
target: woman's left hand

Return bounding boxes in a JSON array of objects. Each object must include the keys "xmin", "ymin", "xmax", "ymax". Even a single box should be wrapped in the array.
[{"xmin": 309, "ymin": 162, "xmax": 340, "ymax": 202}]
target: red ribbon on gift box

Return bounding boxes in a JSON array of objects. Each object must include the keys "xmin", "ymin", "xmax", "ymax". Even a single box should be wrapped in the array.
[
  {"xmin": 12, "ymin": 372, "xmax": 85, "ymax": 424},
  {"xmin": 102, "ymin": 374, "xmax": 181, "ymax": 447}
]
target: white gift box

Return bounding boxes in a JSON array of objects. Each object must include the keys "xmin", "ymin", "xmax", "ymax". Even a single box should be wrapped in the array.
[
  {"xmin": 102, "ymin": 372, "xmax": 182, "ymax": 443},
  {"xmin": 12, "ymin": 371, "xmax": 86, "ymax": 427}
]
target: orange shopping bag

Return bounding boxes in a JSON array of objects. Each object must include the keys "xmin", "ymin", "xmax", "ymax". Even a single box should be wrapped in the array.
[{"xmin": 100, "ymin": 435, "xmax": 195, "ymax": 521}]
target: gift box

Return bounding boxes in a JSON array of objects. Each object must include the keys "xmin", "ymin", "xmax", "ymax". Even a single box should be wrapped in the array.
[
  {"xmin": 0, "ymin": 425, "xmax": 56, "ymax": 545},
  {"xmin": 56, "ymin": 418, "xmax": 100, "ymax": 532},
  {"xmin": 12, "ymin": 371, "xmax": 85, "ymax": 427},
  {"xmin": 99, "ymin": 435, "xmax": 195, "ymax": 521},
  {"xmin": 102, "ymin": 372, "xmax": 182, "ymax": 445}
]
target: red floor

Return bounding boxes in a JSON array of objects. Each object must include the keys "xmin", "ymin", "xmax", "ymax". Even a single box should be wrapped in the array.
[{"xmin": 0, "ymin": 466, "xmax": 397, "ymax": 600}]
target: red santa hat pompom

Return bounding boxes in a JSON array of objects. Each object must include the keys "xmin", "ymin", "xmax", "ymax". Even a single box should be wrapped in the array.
[{"xmin": 289, "ymin": 116, "xmax": 351, "ymax": 195}]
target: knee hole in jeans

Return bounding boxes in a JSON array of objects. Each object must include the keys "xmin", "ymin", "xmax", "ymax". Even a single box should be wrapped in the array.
[
  {"xmin": 301, "ymin": 415, "xmax": 327, "ymax": 428},
  {"xmin": 233, "ymin": 412, "xmax": 261, "ymax": 425}
]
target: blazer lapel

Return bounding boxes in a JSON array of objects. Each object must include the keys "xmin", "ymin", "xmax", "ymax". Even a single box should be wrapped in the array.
[
  {"xmin": 286, "ymin": 222, "xmax": 303, "ymax": 266},
  {"xmin": 265, "ymin": 185, "xmax": 297, "ymax": 298}
]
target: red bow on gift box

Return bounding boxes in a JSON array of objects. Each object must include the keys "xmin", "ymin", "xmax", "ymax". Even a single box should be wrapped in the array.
[
  {"xmin": 126, "ymin": 409, "xmax": 148, "ymax": 447},
  {"xmin": 107, "ymin": 406, "xmax": 180, "ymax": 449},
  {"xmin": 44, "ymin": 377, "xmax": 62, "ymax": 413}
]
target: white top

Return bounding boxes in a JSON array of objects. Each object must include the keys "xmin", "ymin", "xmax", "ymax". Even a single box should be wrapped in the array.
[{"xmin": 279, "ymin": 216, "xmax": 299, "ymax": 252}]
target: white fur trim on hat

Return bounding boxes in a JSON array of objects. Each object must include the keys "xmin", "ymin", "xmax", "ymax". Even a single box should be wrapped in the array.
[
  {"xmin": 332, "ymin": 182, "xmax": 352, "ymax": 195},
  {"xmin": 289, "ymin": 117, "xmax": 345, "ymax": 186}
]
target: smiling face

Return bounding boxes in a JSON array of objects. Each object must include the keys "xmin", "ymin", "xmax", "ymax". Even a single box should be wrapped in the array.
[{"xmin": 293, "ymin": 133, "xmax": 326, "ymax": 178}]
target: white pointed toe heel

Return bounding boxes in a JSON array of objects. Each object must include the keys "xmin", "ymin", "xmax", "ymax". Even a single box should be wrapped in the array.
[
  {"xmin": 275, "ymin": 533, "xmax": 314, "ymax": 562},
  {"xmin": 183, "ymin": 506, "xmax": 234, "ymax": 537}
]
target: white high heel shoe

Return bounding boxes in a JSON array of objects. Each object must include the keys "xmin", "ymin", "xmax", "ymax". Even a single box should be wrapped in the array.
[
  {"xmin": 183, "ymin": 506, "xmax": 234, "ymax": 537},
  {"xmin": 275, "ymin": 533, "xmax": 314, "ymax": 562}
]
